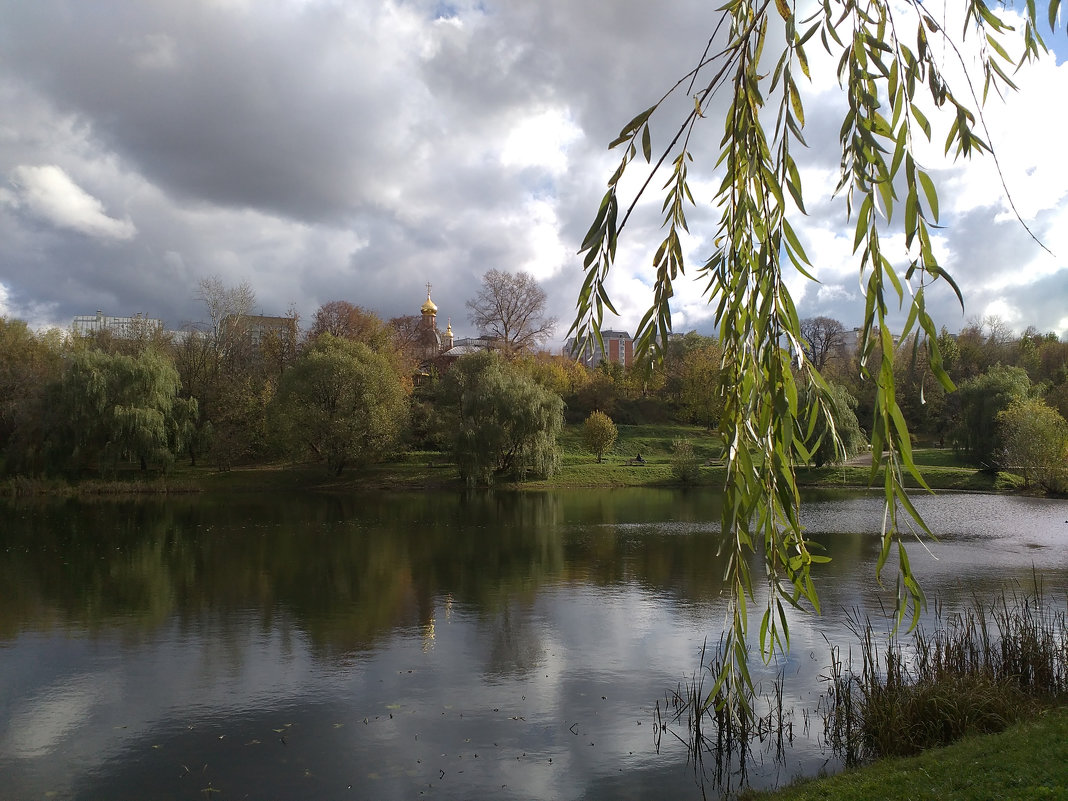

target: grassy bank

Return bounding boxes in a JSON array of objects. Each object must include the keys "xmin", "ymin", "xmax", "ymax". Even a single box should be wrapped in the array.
[
  {"xmin": 740, "ymin": 707, "xmax": 1068, "ymax": 801},
  {"xmin": 1, "ymin": 426, "xmax": 1009, "ymax": 495}
]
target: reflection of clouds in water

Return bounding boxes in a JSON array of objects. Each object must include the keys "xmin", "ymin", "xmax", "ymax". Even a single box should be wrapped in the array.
[{"xmin": 2, "ymin": 670, "xmax": 120, "ymax": 758}]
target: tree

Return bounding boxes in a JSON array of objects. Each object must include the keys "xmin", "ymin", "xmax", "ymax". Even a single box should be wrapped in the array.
[
  {"xmin": 0, "ymin": 317, "xmax": 62, "ymax": 465},
  {"xmin": 196, "ymin": 275, "xmax": 257, "ymax": 368},
  {"xmin": 434, "ymin": 350, "xmax": 563, "ymax": 486},
  {"xmin": 307, "ymin": 301, "xmax": 391, "ymax": 349},
  {"xmin": 466, "ymin": 269, "xmax": 556, "ymax": 355},
  {"xmin": 800, "ymin": 317, "xmax": 847, "ymax": 372},
  {"xmin": 800, "ymin": 381, "xmax": 866, "ymax": 469},
  {"xmin": 955, "ymin": 365, "xmax": 1031, "ymax": 468},
  {"xmin": 998, "ymin": 398, "xmax": 1068, "ymax": 493},
  {"xmin": 259, "ymin": 305, "xmax": 302, "ymax": 380},
  {"xmin": 582, "ymin": 410, "xmax": 618, "ymax": 463},
  {"xmin": 38, "ymin": 348, "xmax": 194, "ymax": 474},
  {"xmin": 272, "ymin": 335, "xmax": 409, "ymax": 475},
  {"xmin": 514, "ymin": 352, "xmax": 591, "ymax": 399},
  {"xmin": 678, "ymin": 342, "xmax": 724, "ymax": 428},
  {"xmin": 570, "ymin": 1, "xmax": 1064, "ymax": 718}
]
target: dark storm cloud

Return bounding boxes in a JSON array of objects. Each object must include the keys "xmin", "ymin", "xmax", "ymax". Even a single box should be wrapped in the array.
[
  {"xmin": 0, "ymin": 2, "xmax": 430, "ymax": 222},
  {"xmin": 0, "ymin": 0, "xmax": 1064, "ymax": 341}
]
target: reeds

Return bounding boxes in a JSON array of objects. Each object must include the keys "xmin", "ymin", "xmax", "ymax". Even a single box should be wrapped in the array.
[
  {"xmin": 662, "ymin": 640, "xmax": 796, "ymax": 797},
  {"xmin": 824, "ymin": 578, "xmax": 1068, "ymax": 763}
]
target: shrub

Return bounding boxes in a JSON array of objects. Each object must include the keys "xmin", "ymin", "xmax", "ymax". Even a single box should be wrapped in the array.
[{"xmin": 671, "ymin": 438, "xmax": 700, "ymax": 484}]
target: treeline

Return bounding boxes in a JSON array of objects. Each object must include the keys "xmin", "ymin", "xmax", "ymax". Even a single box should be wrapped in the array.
[
  {"xmin": 1, "ymin": 291, "xmax": 1066, "ymax": 490},
  {"xmin": 809, "ymin": 315, "xmax": 1068, "ymax": 491},
  {"xmin": 0, "ymin": 298, "xmax": 737, "ymax": 484}
]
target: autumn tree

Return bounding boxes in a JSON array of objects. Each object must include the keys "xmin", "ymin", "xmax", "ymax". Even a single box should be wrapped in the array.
[
  {"xmin": 570, "ymin": 0, "xmax": 1064, "ymax": 716},
  {"xmin": 307, "ymin": 301, "xmax": 391, "ymax": 349},
  {"xmin": 466, "ymin": 269, "xmax": 556, "ymax": 355},
  {"xmin": 196, "ymin": 275, "xmax": 257, "ymax": 368},
  {"xmin": 678, "ymin": 342, "xmax": 724, "ymax": 428},
  {"xmin": 582, "ymin": 410, "xmax": 618, "ymax": 463},
  {"xmin": 259, "ymin": 306, "xmax": 301, "ymax": 379},
  {"xmin": 177, "ymin": 277, "xmax": 292, "ymax": 467}
]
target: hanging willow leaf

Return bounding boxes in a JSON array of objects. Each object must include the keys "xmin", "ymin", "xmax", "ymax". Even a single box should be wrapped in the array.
[{"xmin": 571, "ymin": 0, "xmax": 1063, "ymax": 727}]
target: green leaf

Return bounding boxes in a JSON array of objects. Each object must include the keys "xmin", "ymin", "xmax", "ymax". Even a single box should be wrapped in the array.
[
  {"xmin": 917, "ymin": 169, "xmax": 939, "ymax": 221},
  {"xmin": 910, "ymin": 104, "xmax": 932, "ymax": 139},
  {"xmin": 782, "ymin": 219, "xmax": 811, "ymax": 266}
]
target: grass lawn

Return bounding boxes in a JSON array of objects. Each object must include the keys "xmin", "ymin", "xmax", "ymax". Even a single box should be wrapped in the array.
[
  {"xmin": 741, "ymin": 707, "xmax": 1068, "ymax": 801},
  {"xmin": 795, "ymin": 448, "xmax": 1003, "ymax": 492},
  {"xmin": 4, "ymin": 432, "xmax": 1015, "ymax": 497}
]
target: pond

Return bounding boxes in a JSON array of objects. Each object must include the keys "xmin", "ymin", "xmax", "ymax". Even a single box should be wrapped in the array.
[{"xmin": 2, "ymin": 488, "xmax": 1067, "ymax": 800}]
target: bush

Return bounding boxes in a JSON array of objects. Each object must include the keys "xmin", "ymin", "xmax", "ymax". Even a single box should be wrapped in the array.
[{"xmin": 671, "ymin": 438, "xmax": 700, "ymax": 484}]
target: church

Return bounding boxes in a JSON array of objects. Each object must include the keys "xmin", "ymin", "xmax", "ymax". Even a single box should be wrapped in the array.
[{"xmin": 416, "ymin": 284, "xmax": 498, "ymax": 361}]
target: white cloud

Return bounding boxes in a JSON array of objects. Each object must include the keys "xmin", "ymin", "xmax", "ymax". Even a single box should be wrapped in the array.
[
  {"xmin": 499, "ymin": 107, "xmax": 582, "ymax": 176},
  {"xmin": 8, "ymin": 165, "xmax": 136, "ymax": 241},
  {"xmin": 0, "ymin": 0, "xmax": 1063, "ymax": 341}
]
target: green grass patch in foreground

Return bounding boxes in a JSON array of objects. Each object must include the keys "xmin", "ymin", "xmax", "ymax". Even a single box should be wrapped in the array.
[{"xmin": 741, "ymin": 707, "xmax": 1068, "ymax": 801}]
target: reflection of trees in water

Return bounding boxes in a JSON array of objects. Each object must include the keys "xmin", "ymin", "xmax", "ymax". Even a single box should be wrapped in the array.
[
  {"xmin": 9, "ymin": 491, "xmax": 1017, "ymax": 657},
  {"xmin": 0, "ymin": 493, "xmax": 568, "ymax": 653},
  {"xmin": 484, "ymin": 601, "xmax": 545, "ymax": 678}
]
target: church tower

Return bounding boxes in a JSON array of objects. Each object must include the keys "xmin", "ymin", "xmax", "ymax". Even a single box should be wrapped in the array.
[
  {"xmin": 419, "ymin": 283, "xmax": 441, "ymax": 359},
  {"xmin": 420, "ymin": 283, "xmax": 438, "ymax": 329}
]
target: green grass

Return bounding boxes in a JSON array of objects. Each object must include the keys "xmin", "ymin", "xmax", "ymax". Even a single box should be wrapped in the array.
[
  {"xmin": 795, "ymin": 448, "xmax": 1002, "ymax": 492},
  {"xmin": 748, "ymin": 584, "xmax": 1068, "ymax": 800},
  {"xmin": 537, "ymin": 422, "xmax": 723, "ymax": 487},
  {"xmin": 740, "ymin": 707, "xmax": 1068, "ymax": 801},
  {"xmin": 3, "ymin": 435, "xmax": 1007, "ymax": 495}
]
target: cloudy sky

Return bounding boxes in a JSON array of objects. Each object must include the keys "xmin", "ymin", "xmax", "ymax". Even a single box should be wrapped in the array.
[{"xmin": 1, "ymin": 1, "xmax": 1065, "ymax": 346}]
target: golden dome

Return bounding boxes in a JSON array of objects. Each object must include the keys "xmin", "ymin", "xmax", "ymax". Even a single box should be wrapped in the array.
[
  {"xmin": 421, "ymin": 287, "xmax": 437, "ymax": 315},
  {"xmin": 445, "ymin": 319, "xmax": 453, "ymax": 335}
]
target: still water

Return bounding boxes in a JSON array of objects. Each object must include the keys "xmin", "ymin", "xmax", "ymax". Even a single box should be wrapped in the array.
[{"xmin": 1, "ymin": 489, "xmax": 1066, "ymax": 800}]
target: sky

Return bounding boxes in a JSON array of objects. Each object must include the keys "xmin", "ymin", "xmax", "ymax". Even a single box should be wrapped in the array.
[{"xmin": 1, "ymin": 0, "xmax": 1066, "ymax": 347}]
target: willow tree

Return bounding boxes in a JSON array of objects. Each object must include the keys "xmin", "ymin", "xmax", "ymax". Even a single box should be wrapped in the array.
[
  {"xmin": 39, "ymin": 348, "xmax": 193, "ymax": 474},
  {"xmin": 572, "ymin": 1, "xmax": 1063, "ymax": 717},
  {"xmin": 435, "ymin": 350, "xmax": 564, "ymax": 486}
]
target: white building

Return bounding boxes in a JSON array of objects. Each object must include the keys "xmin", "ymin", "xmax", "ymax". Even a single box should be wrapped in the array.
[{"xmin": 72, "ymin": 311, "xmax": 163, "ymax": 339}]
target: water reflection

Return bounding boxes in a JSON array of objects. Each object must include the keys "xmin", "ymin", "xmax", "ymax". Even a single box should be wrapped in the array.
[{"xmin": 1, "ymin": 489, "xmax": 1067, "ymax": 800}]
